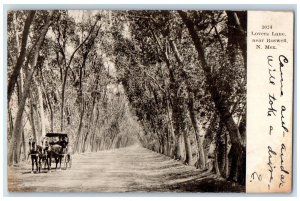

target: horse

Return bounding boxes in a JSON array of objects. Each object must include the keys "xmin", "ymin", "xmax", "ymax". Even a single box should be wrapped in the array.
[
  {"xmin": 28, "ymin": 141, "xmax": 43, "ymax": 173},
  {"xmin": 48, "ymin": 144, "xmax": 63, "ymax": 170},
  {"xmin": 28, "ymin": 138, "xmax": 51, "ymax": 173}
]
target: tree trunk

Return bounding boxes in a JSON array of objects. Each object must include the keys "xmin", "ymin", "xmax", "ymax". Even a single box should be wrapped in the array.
[
  {"xmin": 169, "ymin": 39, "xmax": 196, "ymax": 165},
  {"xmin": 29, "ymin": 95, "xmax": 37, "ymax": 142},
  {"xmin": 41, "ymin": 75, "xmax": 54, "ymax": 132},
  {"xmin": 223, "ymin": 132, "xmax": 229, "ymax": 178},
  {"xmin": 75, "ymin": 100, "xmax": 85, "ymax": 153},
  {"xmin": 60, "ymin": 86, "xmax": 65, "ymax": 131},
  {"xmin": 74, "ymin": 52, "xmax": 88, "ymax": 152},
  {"xmin": 82, "ymin": 98, "xmax": 96, "ymax": 152},
  {"xmin": 36, "ymin": 80, "xmax": 46, "ymax": 139},
  {"xmin": 59, "ymin": 18, "xmax": 100, "ymax": 132},
  {"xmin": 188, "ymin": 92, "xmax": 206, "ymax": 169},
  {"xmin": 182, "ymin": 129, "xmax": 193, "ymax": 165},
  {"xmin": 178, "ymin": 11, "xmax": 244, "ymax": 183},
  {"xmin": 82, "ymin": 132, "xmax": 88, "ymax": 152},
  {"xmin": 21, "ymin": 130, "xmax": 26, "ymax": 161},
  {"xmin": 226, "ymin": 11, "xmax": 247, "ymax": 67},
  {"xmin": 90, "ymin": 105, "xmax": 100, "ymax": 152},
  {"xmin": 173, "ymin": 95, "xmax": 191, "ymax": 164},
  {"xmin": 8, "ymin": 109, "xmax": 14, "ymax": 142},
  {"xmin": 150, "ymin": 30, "xmax": 183, "ymax": 160},
  {"xmin": 7, "ymin": 11, "xmax": 36, "ymax": 104},
  {"xmin": 15, "ymin": 61, "xmax": 24, "ymax": 163},
  {"xmin": 165, "ymin": 97, "xmax": 176, "ymax": 157},
  {"xmin": 9, "ymin": 88, "xmax": 26, "ymax": 165},
  {"xmin": 215, "ymin": 121, "xmax": 223, "ymax": 177},
  {"xmin": 7, "ymin": 11, "xmax": 53, "ymax": 165},
  {"xmin": 174, "ymin": 133, "xmax": 183, "ymax": 160},
  {"xmin": 214, "ymin": 145, "xmax": 221, "ymax": 176}
]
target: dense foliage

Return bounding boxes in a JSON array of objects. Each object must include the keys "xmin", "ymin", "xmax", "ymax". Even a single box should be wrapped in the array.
[{"xmin": 7, "ymin": 10, "xmax": 246, "ymax": 185}]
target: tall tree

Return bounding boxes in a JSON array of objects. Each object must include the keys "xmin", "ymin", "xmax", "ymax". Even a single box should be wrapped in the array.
[
  {"xmin": 8, "ymin": 11, "xmax": 54, "ymax": 165},
  {"xmin": 7, "ymin": 11, "xmax": 35, "ymax": 104},
  {"xmin": 178, "ymin": 10, "xmax": 245, "ymax": 183}
]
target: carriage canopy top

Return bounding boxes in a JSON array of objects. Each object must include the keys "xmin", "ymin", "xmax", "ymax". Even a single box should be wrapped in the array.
[{"xmin": 46, "ymin": 133, "xmax": 68, "ymax": 138}]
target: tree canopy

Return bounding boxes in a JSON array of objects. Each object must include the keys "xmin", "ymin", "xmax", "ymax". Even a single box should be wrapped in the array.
[{"xmin": 7, "ymin": 10, "xmax": 246, "ymax": 185}]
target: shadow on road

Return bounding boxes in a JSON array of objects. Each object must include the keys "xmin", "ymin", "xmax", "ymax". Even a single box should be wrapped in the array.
[{"xmin": 8, "ymin": 146, "xmax": 245, "ymax": 192}]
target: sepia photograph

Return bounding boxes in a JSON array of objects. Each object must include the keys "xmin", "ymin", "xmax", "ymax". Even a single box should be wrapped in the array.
[{"xmin": 7, "ymin": 9, "xmax": 247, "ymax": 192}]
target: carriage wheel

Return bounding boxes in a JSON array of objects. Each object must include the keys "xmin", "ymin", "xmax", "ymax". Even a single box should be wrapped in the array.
[
  {"xmin": 64, "ymin": 155, "xmax": 68, "ymax": 169},
  {"xmin": 68, "ymin": 156, "xmax": 72, "ymax": 168}
]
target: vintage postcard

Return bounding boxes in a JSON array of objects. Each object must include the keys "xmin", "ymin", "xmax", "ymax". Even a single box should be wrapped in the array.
[{"xmin": 6, "ymin": 9, "xmax": 293, "ymax": 193}]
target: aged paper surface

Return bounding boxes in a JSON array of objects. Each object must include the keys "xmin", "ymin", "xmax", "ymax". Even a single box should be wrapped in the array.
[{"xmin": 247, "ymin": 11, "xmax": 293, "ymax": 193}]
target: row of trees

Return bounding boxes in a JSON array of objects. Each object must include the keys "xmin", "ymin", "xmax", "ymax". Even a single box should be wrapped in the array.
[
  {"xmin": 112, "ymin": 10, "xmax": 246, "ymax": 184},
  {"xmin": 7, "ymin": 10, "xmax": 246, "ymax": 185},
  {"xmin": 7, "ymin": 10, "xmax": 139, "ymax": 166}
]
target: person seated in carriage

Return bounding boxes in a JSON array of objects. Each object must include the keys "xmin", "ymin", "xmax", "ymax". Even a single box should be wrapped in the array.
[
  {"xmin": 58, "ymin": 136, "xmax": 68, "ymax": 154},
  {"xmin": 49, "ymin": 136, "xmax": 59, "ymax": 145},
  {"xmin": 46, "ymin": 133, "xmax": 69, "ymax": 154}
]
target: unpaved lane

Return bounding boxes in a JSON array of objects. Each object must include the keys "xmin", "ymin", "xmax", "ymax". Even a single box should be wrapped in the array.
[{"xmin": 8, "ymin": 145, "xmax": 244, "ymax": 192}]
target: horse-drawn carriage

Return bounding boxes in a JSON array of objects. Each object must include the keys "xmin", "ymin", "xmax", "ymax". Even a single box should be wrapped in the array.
[
  {"xmin": 46, "ymin": 132, "xmax": 72, "ymax": 169},
  {"xmin": 28, "ymin": 132, "xmax": 72, "ymax": 173}
]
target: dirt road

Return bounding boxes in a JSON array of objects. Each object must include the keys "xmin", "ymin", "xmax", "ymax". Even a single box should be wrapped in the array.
[{"xmin": 7, "ymin": 145, "xmax": 244, "ymax": 192}]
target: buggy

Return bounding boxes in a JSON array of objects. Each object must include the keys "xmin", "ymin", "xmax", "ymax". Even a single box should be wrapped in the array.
[{"xmin": 45, "ymin": 132, "xmax": 72, "ymax": 169}]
